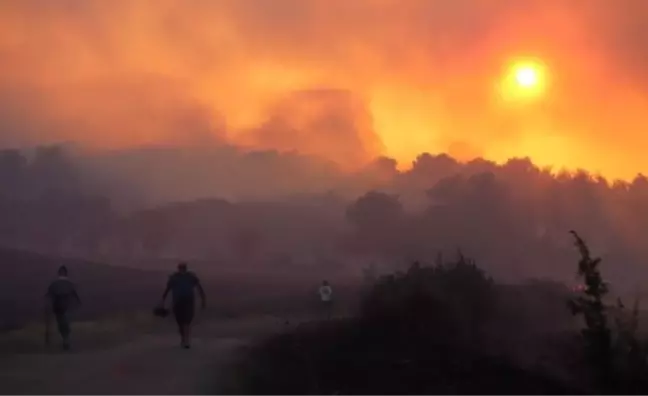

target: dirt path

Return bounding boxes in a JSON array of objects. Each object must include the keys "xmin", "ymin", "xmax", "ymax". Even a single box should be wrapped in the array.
[{"xmin": 0, "ymin": 317, "xmax": 289, "ymax": 395}]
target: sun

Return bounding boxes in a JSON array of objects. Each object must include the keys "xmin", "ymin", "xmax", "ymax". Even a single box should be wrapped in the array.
[
  {"xmin": 515, "ymin": 66, "xmax": 539, "ymax": 88},
  {"xmin": 498, "ymin": 58, "xmax": 548, "ymax": 103}
]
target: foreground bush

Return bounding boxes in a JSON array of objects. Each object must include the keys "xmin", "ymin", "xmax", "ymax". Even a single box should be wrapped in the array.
[
  {"xmin": 223, "ymin": 254, "xmax": 580, "ymax": 394},
  {"xmin": 358, "ymin": 254, "xmax": 497, "ymax": 354}
]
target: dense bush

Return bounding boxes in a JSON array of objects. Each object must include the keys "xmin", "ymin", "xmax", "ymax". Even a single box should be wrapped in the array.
[
  {"xmin": 359, "ymin": 254, "xmax": 495, "ymax": 348},
  {"xmin": 223, "ymin": 254, "xmax": 578, "ymax": 394}
]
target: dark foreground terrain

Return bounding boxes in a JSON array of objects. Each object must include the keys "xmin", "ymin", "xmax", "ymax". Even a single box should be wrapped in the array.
[
  {"xmin": 221, "ymin": 247, "xmax": 648, "ymax": 395},
  {"xmin": 222, "ymin": 286, "xmax": 586, "ymax": 394},
  {"xmin": 222, "ymin": 319, "xmax": 582, "ymax": 394}
]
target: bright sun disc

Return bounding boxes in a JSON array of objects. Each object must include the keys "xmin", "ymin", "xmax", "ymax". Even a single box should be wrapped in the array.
[
  {"xmin": 515, "ymin": 67, "xmax": 538, "ymax": 87},
  {"xmin": 499, "ymin": 58, "xmax": 548, "ymax": 103}
]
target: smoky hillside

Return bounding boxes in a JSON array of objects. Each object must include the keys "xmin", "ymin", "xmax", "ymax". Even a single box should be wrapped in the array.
[{"xmin": 1, "ymin": 145, "xmax": 648, "ymax": 293}]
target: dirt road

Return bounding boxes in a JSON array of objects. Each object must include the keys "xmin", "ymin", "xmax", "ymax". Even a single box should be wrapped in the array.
[{"xmin": 0, "ymin": 317, "xmax": 289, "ymax": 394}]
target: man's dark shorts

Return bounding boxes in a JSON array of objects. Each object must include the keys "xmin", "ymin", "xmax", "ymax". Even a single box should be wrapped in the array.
[{"xmin": 173, "ymin": 298, "xmax": 195, "ymax": 326}]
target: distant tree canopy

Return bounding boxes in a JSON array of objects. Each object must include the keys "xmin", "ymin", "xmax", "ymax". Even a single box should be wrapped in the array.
[
  {"xmin": 345, "ymin": 154, "xmax": 648, "ymax": 285},
  {"xmin": 1, "ymin": 145, "xmax": 648, "ymax": 288},
  {"xmin": 345, "ymin": 191, "xmax": 404, "ymax": 230}
]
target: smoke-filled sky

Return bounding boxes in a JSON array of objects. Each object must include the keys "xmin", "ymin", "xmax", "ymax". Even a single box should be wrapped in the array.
[{"xmin": 2, "ymin": 0, "xmax": 648, "ymax": 178}]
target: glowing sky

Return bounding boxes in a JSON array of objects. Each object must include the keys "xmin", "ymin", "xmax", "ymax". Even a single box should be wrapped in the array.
[{"xmin": 2, "ymin": 0, "xmax": 648, "ymax": 178}]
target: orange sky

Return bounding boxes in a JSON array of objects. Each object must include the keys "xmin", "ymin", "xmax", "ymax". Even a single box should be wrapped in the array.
[{"xmin": 1, "ymin": 0, "xmax": 648, "ymax": 179}]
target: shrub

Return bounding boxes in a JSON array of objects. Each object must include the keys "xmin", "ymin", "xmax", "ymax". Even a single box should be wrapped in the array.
[
  {"xmin": 567, "ymin": 230, "xmax": 648, "ymax": 393},
  {"xmin": 360, "ymin": 253, "xmax": 496, "ymax": 347}
]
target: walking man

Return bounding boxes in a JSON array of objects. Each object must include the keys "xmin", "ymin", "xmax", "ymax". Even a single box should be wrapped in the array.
[
  {"xmin": 161, "ymin": 262, "xmax": 206, "ymax": 349},
  {"xmin": 45, "ymin": 265, "xmax": 81, "ymax": 350}
]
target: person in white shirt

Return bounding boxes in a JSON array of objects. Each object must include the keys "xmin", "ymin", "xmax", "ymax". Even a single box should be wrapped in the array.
[{"xmin": 318, "ymin": 280, "xmax": 333, "ymax": 319}]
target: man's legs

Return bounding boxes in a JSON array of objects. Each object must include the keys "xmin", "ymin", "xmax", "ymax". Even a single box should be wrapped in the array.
[
  {"xmin": 183, "ymin": 302, "xmax": 195, "ymax": 349},
  {"xmin": 176, "ymin": 323, "xmax": 194, "ymax": 348},
  {"xmin": 55, "ymin": 311, "xmax": 71, "ymax": 350},
  {"xmin": 319, "ymin": 300, "xmax": 331, "ymax": 320},
  {"xmin": 174, "ymin": 307, "xmax": 186, "ymax": 346},
  {"xmin": 174, "ymin": 301, "xmax": 194, "ymax": 349},
  {"xmin": 184, "ymin": 323, "xmax": 192, "ymax": 348},
  {"xmin": 177, "ymin": 322, "xmax": 185, "ymax": 345},
  {"xmin": 175, "ymin": 309, "xmax": 187, "ymax": 347}
]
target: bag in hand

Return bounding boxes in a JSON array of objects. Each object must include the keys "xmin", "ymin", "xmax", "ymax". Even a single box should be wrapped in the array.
[{"xmin": 153, "ymin": 306, "xmax": 170, "ymax": 318}]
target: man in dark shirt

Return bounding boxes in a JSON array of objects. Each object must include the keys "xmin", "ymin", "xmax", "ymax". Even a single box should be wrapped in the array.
[
  {"xmin": 161, "ymin": 262, "xmax": 206, "ymax": 349},
  {"xmin": 46, "ymin": 265, "xmax": 81, "ymax": 350}
]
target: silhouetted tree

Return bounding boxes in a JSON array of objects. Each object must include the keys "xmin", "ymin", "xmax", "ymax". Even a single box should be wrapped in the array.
[
  {"xmin": 567, "ymin": 230, "xmax": 648, "ymax": 393},
  {"xmin": 345, "ymin": 191, "xmax": 406, "ymax": 257},
  {"xmin": 567, "ymin": 230, "xmax": 613, "ymax": 391}
]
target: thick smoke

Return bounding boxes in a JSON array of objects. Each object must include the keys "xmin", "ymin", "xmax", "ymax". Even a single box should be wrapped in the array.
[{"xmin": 1, "ymin": 1, "xmax": 648, "ymax": 178}]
